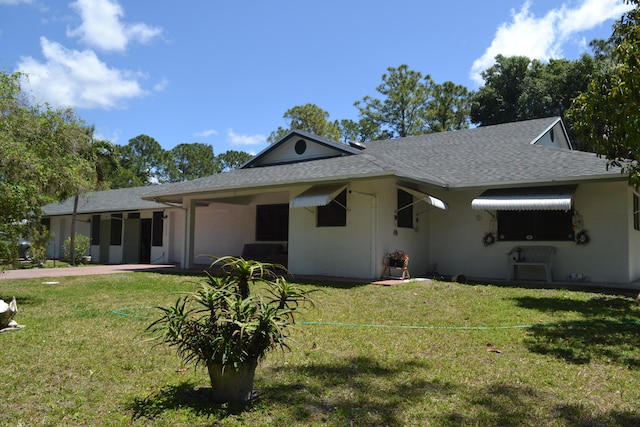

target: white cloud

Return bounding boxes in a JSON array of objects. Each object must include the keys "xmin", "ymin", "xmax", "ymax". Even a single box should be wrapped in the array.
[
  {"xmin": 194, "ymin": 129, "xmax": 218, "ymax": 138},
  {"xmin": 153, "ymin": 78, "xmax": 168, "ymax": 92},
  {"xmin": 227, "ymin": 129, "xmax": 267, "ymax": 146},
  {"xmin": 17, "ymin": 37, "xmax": 147, "ymax": 109},
  {"xmin": 469, "ymin": 0, "xmax": 634, "ymax": 85},
  {"xmin": 67, "ymin": 0, "xmax": 162, "ymax": 52}
]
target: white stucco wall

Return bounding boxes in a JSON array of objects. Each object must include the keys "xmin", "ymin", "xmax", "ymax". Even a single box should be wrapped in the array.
[
  {"xmin": 288, "ymin": 178, "xmax": 437, "ymax": 279},
  {"xmin": 428, "ymin": 180, "xmax": 638, "ymax": 287}
]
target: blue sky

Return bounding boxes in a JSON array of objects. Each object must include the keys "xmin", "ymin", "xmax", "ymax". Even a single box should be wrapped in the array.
[{"xmin": 0, "ymin": 0, "xmax": 633, "ymax": 154}]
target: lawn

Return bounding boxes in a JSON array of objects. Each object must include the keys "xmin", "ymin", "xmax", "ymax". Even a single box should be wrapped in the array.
[{"xmin": 0, "ymin": 272, "xmax": 639, "ymax": 426}]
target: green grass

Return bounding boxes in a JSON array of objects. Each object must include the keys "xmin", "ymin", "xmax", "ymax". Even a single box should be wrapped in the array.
[{"xmin": 1, "ymin": 273, "xmax": 639, "ymax": 426}]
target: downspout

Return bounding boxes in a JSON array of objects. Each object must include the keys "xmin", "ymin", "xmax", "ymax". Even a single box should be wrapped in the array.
[{"xmin": 350, "ymin": 190, "xmax": 378, "ymax": 279}]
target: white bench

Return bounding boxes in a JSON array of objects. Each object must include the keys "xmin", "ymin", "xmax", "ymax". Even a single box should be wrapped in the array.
[{"xmin": 507, "ymin": 246, "xmax": 555, "ymax": 283}]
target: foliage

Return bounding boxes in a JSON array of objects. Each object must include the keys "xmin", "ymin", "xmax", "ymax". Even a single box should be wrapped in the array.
[
  {"xmin": 470, "ymin": 54, "xmax": 603, "ymax": 145},
  {"xmin": 217, "ymin": 149, "xmax": 254, "ymax": 171},
  {"xmin": 160, "ymin": 142, "xmax": 221, "ymax": 182},
  {"xmin": 355, "ymin": 64, "xmax": 433, "ymax": 138},
  {"xmin": 28, "ymin": 224, "xmax": 51, "ymax": 266},
  {"xmin": 0, "ymin": 71, "xmax": 95, "ymax": 231},
  {"xmin": 568, "ymin": 1, "xmax": 640, "ymax": 187},
  {"xmin": 147, "ymin": 256, "xmax": 313, "ymax": 369},
  {"xmin": 428, "ymin": 80, "xmax": 472, "ymax": 132},
  {"xmin": 61, "ymin": 234, "xmax": 91, "ymax": 264},
  {"xmin": 268, "ymin": 103, "xmax": 341, "ymax": 143}
]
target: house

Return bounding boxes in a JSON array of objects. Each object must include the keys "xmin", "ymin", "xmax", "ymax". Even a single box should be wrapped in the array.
[
  {"xmin": 42, "ymin": 187, "xmax": 170, "ymax": 264},
  {"xmin": 42, "ymin": 117, "xmax": 640, "ymax": 289}
]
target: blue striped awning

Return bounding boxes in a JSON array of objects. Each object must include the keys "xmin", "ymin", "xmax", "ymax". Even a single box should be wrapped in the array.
[{"xmin": 471, "ymin": 185, "xmax": 577, "ymax": 211}]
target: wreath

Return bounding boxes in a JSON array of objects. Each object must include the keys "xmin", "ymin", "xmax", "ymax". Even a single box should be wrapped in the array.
[
  {"xmin": 576, "ymin": 230, "xmax": 590, "ymax": 245},
  {"xmin": 482, "ymin": 232, "xmax": 496, "ymax": 247}
]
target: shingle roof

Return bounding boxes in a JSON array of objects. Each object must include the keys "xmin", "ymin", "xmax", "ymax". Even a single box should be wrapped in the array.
[
  {"xmin": 44, "ymin": 117, "xmax": 624, "ymax": 213},
  {"xmin": 41, "ymin": 186, "xmax": 168, "ymax": 216},
  {"xmin": 142, "ymin": 117, "xmax": 622, "ymax": 202}
]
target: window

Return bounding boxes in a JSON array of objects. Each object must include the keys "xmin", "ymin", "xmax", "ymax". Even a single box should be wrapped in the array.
[
  {"xmin": 256, "ymin": 204, "xmax": 289, "ymax": 241},
  {"xmin": 91, "ymin": 215, "xmax": 101, "ymax": 245},
  {"xmin": 497, "ymin": 210, "xmax": 574, "ymax": 241},
  {"xmin": 110, "ymin": 213, "xmax": 123, "ymax": 245},
  {"xmin": 152, "ymin": 211, "xmax": 164, "ymax": 246},
  {"xmin": 397, "ymin": 189, "xmax": 413, "ymax": 228},
  {"xmin": 317, "ymin": 189, "xmax": 347, "ymax": 227},
  {"xmin": 634, "ymin": 194, "xmax": 640, "ymax": 231}
]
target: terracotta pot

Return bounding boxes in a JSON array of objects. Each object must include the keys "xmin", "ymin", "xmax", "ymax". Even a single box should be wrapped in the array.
[{"xmin": 207, "ymin": 359, "xmax": 258, "ymax": 403}]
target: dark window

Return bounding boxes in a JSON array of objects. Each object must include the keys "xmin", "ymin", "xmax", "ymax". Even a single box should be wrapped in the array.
[
  {"xmin": 397, "ymin": 189, "xmax": 413, "ymax": 228},
  {"xmin": 128, "ymin": 212, "xmax": 140, "ymax": 219},
  {"xmin": 317, "ymin": 189, "xmax": 347, "ymax": 227},
  {"xmin": 256, "ymin": 204, "xmax": 289, "ymax": 241},
  {"xmin": 152, "ymin": 211, "xmax": 164, "ymax": 246},
  {"xmin": 497, "ymin": 210, "xmax": 574, "ymax": 241},
  {"xmin": 634, "ymin": 194, "xmax": 640, "ymax": 231},
  {"xmin": 110, "ymin": 213, "xmax": 123, "ymax": 245},
  {"xmin": 91, "ymin": 215, "xmax": 101, "ymax": 245}
]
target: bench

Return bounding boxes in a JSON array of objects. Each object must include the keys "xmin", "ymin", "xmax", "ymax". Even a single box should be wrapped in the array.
[
  {"xmin": 241, "ymin": 243, "xmax": 287, "ymax": 266},
  {"xmin": 507, "ymin": 246, "xmax": 555, "ymax": 283}
]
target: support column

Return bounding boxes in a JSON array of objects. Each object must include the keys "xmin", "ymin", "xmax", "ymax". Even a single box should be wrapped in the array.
[{"xmin": 182, "ymin": 198, "xmax": 196, "ymax": 269}]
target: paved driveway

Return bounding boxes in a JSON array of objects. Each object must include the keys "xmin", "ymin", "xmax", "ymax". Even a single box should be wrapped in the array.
[{"xmin": 0, "ymin": 264, "xmax": 178, "ymax": 280}]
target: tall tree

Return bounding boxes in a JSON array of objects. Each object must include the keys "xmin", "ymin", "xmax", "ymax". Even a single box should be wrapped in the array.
[
  {"xmin": 0, "ymin": 71, "xmax": 95, "ymax": 262},
  {"xmin": 355, "ymin": 64, "xmax": 433, "ymax": 138},
  {"xmin": 335, "ymin": 118, "xmax": 391, "ymax": 143},
  {"xmin": 268, "ymin": 103, "xmax": 340, "ymax": 143},
  {"xmin": 470, "ymin": 55, "xmax": 532, "ymax": 126},
  {"xmin": 471, "ymin": 53, "xmax": 607, "ymax": 151},
  {"xmin": 162, "ymin": 142, "xmax": 221, "ymax": 182},
  {"xmin": 114, "ymin": 134, "xmax": 166, "ymax": 187},
  {"xmin": 568, "ymin": 1, "xmax": 640, "ymax": 186},
  {"xmin": 427, "ymin": 81, "xmax": 472, "ymax": 132},
  {"xmin": 217, "ymin": 150, "xmax": 253, "ymax": 171}
]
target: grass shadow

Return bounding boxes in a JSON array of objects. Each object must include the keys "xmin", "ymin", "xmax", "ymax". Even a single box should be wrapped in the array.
[
  {"xmin": 128, "ymin": 381, "xmax": 250, "ymax": 422},
  {"xmin": 513, "ymin": 295, "xmax": 640, "ymax": 367},
  {"xmin": 259, "ymin": 355, "xmax": 446, "ymax": 425}
]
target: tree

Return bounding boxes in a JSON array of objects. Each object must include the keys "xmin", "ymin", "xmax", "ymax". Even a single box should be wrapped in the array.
[
  {"xmin": 114, "ymin": 134, "xmax": 166, "ymax": 187},
  {"xmin": 217, "ymin": 150, "xmax": 253, "ymax": 171},
  {"xmin": 355, "ymin": 65, "xmax": 433, "ymax": 138},
  {"xmin": 267, "ymin": 104, "xmax": 340, "ymax": 143},
  {"xmin": 0, "ymin": 71, "xmax": 95, "ymax": 263},
  {"xmin": 470, "ymin": 55, "xmax": 532, "ymax": 126},
  {"xmin": 427, "ymin": 81, "xmax": 472, "ymax": 132},
  {"xmin": 335, "ymin": 118, "xmax": 392, "ymax": 143},
  {"xmin": 568, "ymin": 1, "xmax": 640, "ymax": 186},
  {"xmin": 162, "ymin": 142, "xmax": 221, "ymax": 182}
]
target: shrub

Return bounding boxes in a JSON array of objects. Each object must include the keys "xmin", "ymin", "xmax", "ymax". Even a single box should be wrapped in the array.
[{"xmin": 62, "ymin": 234, "xmax": 90, "ymax": 265}]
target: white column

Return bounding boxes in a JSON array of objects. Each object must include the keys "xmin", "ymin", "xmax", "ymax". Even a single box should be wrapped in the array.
[{"xmin": 182, "ymin": 198, "xmax": 196, "ymax": 269}]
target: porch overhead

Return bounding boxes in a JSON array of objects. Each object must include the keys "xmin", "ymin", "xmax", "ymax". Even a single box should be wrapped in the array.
[
  {"xmin": 290, "ymin": 184, "xmax": 347, "ymax": 208},
  {"xmin": 471, "ymin": 185, "xmax": 577, "ymax": 211},
  {"xmin": 397, "ymin": 186, "xmax": 448, "ymax": 210}
]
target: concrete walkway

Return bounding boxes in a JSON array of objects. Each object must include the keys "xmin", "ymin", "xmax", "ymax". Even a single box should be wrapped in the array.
[{"xmin": 0, "ymin": 264, "xmax": 178, "ymax": 280}]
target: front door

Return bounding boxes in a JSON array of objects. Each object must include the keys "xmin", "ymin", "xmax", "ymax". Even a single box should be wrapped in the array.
[{"xmin": 140, "ymin": 219, "xmax": 152, "ymax": 264}]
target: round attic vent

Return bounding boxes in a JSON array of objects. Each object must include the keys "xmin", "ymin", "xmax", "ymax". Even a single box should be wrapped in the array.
[{"xmin": 295, "ymin": 139, "xmax": 307, "ymax": 155}]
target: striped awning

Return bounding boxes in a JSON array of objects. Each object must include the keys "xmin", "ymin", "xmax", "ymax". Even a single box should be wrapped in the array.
[
  {"xmin": 471, "ymin": 185, "xmax": 577, "ymax": 211},
  {"xmin": 290, "ymin": 184, "xmax": 346, "ymax": 208},
  {"xmin": 398, "ymin": 186, "xmax": 448, "ymax": 211}
]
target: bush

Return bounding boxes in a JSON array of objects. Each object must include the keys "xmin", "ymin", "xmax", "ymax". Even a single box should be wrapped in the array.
[
  {"xmin": 29, "ymin": 225, "xmax": 51, "ymax": 267},
  {"xmin": 62, "ymin": 234, "xmax": 90, "ymax": 265}
]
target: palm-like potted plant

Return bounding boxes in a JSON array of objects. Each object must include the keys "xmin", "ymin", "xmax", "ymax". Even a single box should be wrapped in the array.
[{"xmin": 146, "ymin": 256, "xmax": 313, "ymax": 403}]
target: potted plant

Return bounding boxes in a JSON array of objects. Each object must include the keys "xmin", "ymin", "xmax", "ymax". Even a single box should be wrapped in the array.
[
  {"xmin": 146, "ymin": 256, "xmax": 313, "ymax": 403},
  {"xmin": 386, "ymin": 250, "xmax": 409, "ymax": 267}
]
